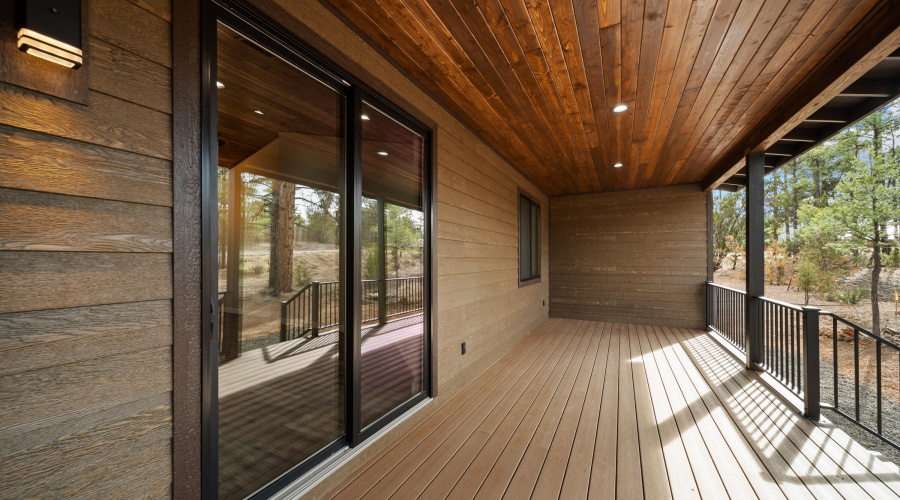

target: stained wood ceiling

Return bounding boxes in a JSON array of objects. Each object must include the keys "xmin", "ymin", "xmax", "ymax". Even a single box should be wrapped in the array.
[
  {"xmin": 323, "ymin": 0, "xmax": 900, "ymax": 195},
  {"xmin": 217, "ymin": 24, "xmax": 425, "ymax": 208}
]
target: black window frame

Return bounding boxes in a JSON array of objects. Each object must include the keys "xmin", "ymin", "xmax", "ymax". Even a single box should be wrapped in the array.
[
  {"xmin": 518, "ymin": 190, "xmax": 541, "ymax": 286},
  {"xmin": 200, "ymin": 1, "xmax": 434, "ymax": 498}
]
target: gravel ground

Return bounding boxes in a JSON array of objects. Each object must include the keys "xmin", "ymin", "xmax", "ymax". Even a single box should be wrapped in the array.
[{"xmin": 820, "ymin": 363, "xmax": 900, "ymax": 467}]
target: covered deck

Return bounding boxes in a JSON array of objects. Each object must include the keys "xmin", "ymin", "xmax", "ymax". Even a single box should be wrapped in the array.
[{"xmin": 326, "ymin": 319, "xmax": 900, "ymax": 499}]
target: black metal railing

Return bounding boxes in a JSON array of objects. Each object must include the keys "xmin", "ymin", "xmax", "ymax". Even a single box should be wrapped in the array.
[
  {"xmin": 281, "ymin": 282, "xmax": 315, "ymax": 341},
  {"xmin": 706, "ymin": 282, "xmax": 820, "ymax": 419},
  {"xmin": 707, "ymin": 283, "xmax": 900, "ymax": 448},
  {"xmin": 385, "ymin": 276, "xmax": 424, "ymax": 319},
  {"xmin": 759, "ymin": 296, "xmax": 807, "ymax": 395},
  {"xmin": 282, "ymin": 277, "xmax": 423, "ymax": 341},
  {"xmin": 707, "ymin": 282, "xmax": 746, "ymax": 351},
  {"xmin": 318, "ymin": 281, "xmax": 340, "ymax": 331},
  {"xmin": 362, "ymin": 279, "xmax": 380, "ymax": 324},
  {"xmin": 820, "ymin": 312, "xmax": 900, "ymax": 450}
]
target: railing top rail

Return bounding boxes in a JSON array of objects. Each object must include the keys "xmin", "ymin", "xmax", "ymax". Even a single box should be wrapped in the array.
[
  {"xmin": 707, "ymin": 282, "xmax": 747, "ymax": 295},
  {"xmin": 758, "ymin": 295, "xmax": 805, "ymax": 312},
  {"xmin": 821, "ymin": 311, "xmax": 900, "ymax": 350},
  {"xmin": 385, "ymin": 276, "xmax": 423, "ymax": 281},
  {"xmin": 283, "ymin": 282, "xmax": 314, "ymax": 304}
]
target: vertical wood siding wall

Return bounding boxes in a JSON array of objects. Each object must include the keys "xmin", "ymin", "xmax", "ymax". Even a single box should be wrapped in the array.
[
  {"xmin": 0, "ymin": 0, "xmax": 174, "ymax": 497},
  {"xmin": 549, "ymin": 184, "xmax": 708, "ymax": 330}
]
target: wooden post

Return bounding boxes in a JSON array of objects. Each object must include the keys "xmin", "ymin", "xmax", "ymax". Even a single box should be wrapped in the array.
[
  {"xmin": 377, "ymin": 198, "xmax": 387, "ymax": 324},
  {"xmin": 223, "ymin": 168, "xmax": 242, "ymax": 361},
  {"xmin": 746, "ymin": 152, "xmax": 765, "ymax": 369},
  {"xmin": 803, "ymin": 306, "xmax": 821, "ymax": 420}
]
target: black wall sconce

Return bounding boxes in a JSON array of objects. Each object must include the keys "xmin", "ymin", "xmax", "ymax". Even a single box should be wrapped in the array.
[{"xmin": 16, "ymin": 0, "xmax": 82, "ymax": 68}]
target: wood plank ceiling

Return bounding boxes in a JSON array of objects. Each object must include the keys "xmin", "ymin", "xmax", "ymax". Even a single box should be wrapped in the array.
[{"xmin": 322, "ymin": 0, "xmax": 900, "ymax": 195}]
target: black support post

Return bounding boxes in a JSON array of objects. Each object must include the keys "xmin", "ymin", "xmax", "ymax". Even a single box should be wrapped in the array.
[
  {"xmin": 803, "ymin": 306, "xmax": 821, "ymax": 420},
  {"xmin": 746, "ymin": 152, "xmax": 765, "ymax": 369}
]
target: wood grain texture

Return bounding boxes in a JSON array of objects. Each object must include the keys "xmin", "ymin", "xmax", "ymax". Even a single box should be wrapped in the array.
[
  {"xmin": 90, "ymin": 0, "xmax": 173, "ymax": 68},
  {"xmin": 0, "ymin": 403, "xmax": 173, "ymax": 498},
  {"xmin": 321, "ymin": 0, "xmax": 896, "ymax": 195},
  {"xmin": 550, "ymin": 184, "xmax": 708, "ymax": 329},
  {"xmin": 0, "ymin": 252, "xmax": 172, "ymax": 314},
  {"xmin": 0, "ymin": 124, "xmax": 172, "ymax": 206},
  {"xmin": 326, "ymin": 320, "xmax": 900, "ymax": 499},
  {"xmin": 89, "ymin": 36, "xmax": 173, "ymax": 114},
  {"xmin": 0, "ymin": 0, "xmax": 175, "ymax": 497},
  {"xmin": 172, "ymin": 0, "xmax": 204, "ymax": 496},
  {"xmin": 0, "ymin": 80, "xmax": 172, "ymax": 160},
  {"xmin": 0, "ymin": 346, "xmax": 172, "ymax": 431},
  {"xmin": 0, "ymin": 187, "xmax": 172, "ymax": 252},
  {"xmin": 0, "ymin": 300, "xmax": 171, "ymax": 376}
]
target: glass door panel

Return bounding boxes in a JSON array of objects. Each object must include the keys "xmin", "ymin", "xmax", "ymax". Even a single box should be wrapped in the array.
[
  {"xmin": 215, "ymin": 22, "xmax": 345, "ymax": 499},
  {"xmin": 359, "ymin": 101, "xmax": 426, "ymax": 429}
]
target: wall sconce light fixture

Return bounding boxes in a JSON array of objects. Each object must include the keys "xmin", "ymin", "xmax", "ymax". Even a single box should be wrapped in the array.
[{"xmin": 16, "ymin": 0, "xmax": 82, "ymax": 68}]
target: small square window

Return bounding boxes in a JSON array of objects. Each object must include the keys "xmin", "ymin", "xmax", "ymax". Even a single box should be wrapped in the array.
[{"xmin": 519, "ymin": 193, "xmax": 541, "ymax": 284}]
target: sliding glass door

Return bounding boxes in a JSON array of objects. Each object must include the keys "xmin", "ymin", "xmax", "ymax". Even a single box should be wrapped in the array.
[
  {"xmin": 359, "ymin": 101, "xmax": 427, "ymax": 430},
  {"xmin": 214, "ymin": 20, "xmax": 346, "ymax": 499},
  {"xmin": 207, "ymin": 4, "xmax": 431, "ymax": 499}
]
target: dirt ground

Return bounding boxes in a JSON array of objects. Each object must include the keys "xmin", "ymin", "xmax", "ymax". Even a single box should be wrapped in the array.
[{"xmin": 715, "ymin": 257, "xmax": 900, "ymax": 336}]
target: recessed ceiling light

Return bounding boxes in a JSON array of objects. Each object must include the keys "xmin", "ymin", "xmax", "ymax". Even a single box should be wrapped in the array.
[
  {"xmin": 613, "ymin": 163, "xmax": 624, "ymax": 168},
  {"xmin": 216, "ymin": 81, "xmax": 224, "ymax": 89},
  {"xmin": 612, "ymin": 104, "xmax": 629, "ymax": 113},
  {"xmin": 361, "ymin": 114, "xmax": 370, "ymax": 120},
  {"xmin": 377, "ymin": 151, "xmax": 388, "ymax": 156},
  {"xmin": 254, "ymin": 110, "xmax": 263, "ymax": 115}
]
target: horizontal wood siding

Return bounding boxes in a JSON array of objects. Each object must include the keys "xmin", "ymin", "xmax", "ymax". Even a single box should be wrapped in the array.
[
  {"xmin": 550, "ymin": 184, "xmax": 708, "ymax": 329},
  {"xmin": 0, "ymin": 0, "xmax": 173, "ymax": 497}
]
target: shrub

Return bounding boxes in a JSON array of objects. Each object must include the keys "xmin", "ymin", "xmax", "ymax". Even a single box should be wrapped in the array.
[
  {"xmin": 363, "ymin": 247, "xmax": 379, "ymax": 280},
  {"xmin": 765, "ymin": 242, "xmax": 793, "ymax": 285},
  {"xmin": 827, "ymin": 287, "xmax": 870, "ymax": 305},
  {"xmin": 887, "ymin": 244, "xmax": 900, "ymax": 268},
  {"xmin": 795, "ymin": 259, "xmax": 816, "ymax": 305},
  {"xmin": 294, "ymin": 259, "xmax": 312, "ymax": 286}
]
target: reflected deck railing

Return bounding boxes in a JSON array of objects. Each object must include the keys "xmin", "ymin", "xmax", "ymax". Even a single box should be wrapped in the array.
[
  {"xmin": 706, "ymin": 281, "xmax": 899, "ymax": 451},
  {"xmin": 281, "ymin": 277, "xmax": 424, "ymax": 341}
]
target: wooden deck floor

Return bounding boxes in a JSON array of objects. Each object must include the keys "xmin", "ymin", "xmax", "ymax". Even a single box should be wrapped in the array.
[
  {"xmin": 325, "ymin": 318, "xmax": 900, "ymax": 499},
  {"xmin": 218, "ymin": 315, "xmax": 424, "ymax": 499}
]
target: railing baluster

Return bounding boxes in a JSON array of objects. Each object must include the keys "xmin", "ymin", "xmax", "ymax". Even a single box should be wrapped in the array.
[
  {"xmin": 833, "ymin": 316, "xmax": 838, "ymax": 408},
  {"xmin": 854, "ymin": 328, "xmax": 860, "ymax": 421},
  {"xmin": 877, "ymin": 339, "xmax": 882, "ymax": 435}
]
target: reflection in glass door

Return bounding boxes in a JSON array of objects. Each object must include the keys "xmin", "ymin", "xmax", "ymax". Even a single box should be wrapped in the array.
[
  {"xmin": 215, "ymin": 21, "xmax": 345, "ymax": 499},
  {"xmin": 359, "ymin": 101, "xmax": 426, "ymax": 429},
  {"xmin": 208, "ymin": 7, "xmax": 431, "ymax": 498}
]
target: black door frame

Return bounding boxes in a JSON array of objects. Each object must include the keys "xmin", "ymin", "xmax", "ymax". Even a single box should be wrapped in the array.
[{"xmin": 200, "ymin": 1, "xmax": 434, "ymax": 497}]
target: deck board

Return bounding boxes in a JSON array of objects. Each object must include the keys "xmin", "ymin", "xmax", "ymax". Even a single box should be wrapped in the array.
[{"xmin": 326, "ymin": 319, "xmax": 900, "ymax": 500}]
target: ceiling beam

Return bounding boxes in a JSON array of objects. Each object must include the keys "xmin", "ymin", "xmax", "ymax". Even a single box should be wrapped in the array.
[
  {"xmin": 766, "ymin": 143, "xmax": 797, "ymax": 156},
  {"xmin": 703, "ymin": 0, "xmax": 900, "ymax": 191},
  {"xmin": 839, "ymin": 78, "xmax": 899, "ymax": 97},
  {"xmin": 804, "ymin": 108, "xmax": 853, "ymax": 123},
  {"xmin": 780, "ymin": 129, "xmax": 820, "ymax": 142}
]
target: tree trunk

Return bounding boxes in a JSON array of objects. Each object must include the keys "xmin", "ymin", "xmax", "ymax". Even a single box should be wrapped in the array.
[
  {"xmin": 269, "ymin": 181, "xmax": 296, "ymax": 294},
  {"xmin": 791, "ymin": 161, "xmax": 799, "ymax": 256},
  {"xmin": 872, "ymin": 221, "xmax": 881, "ymax": 335}
]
